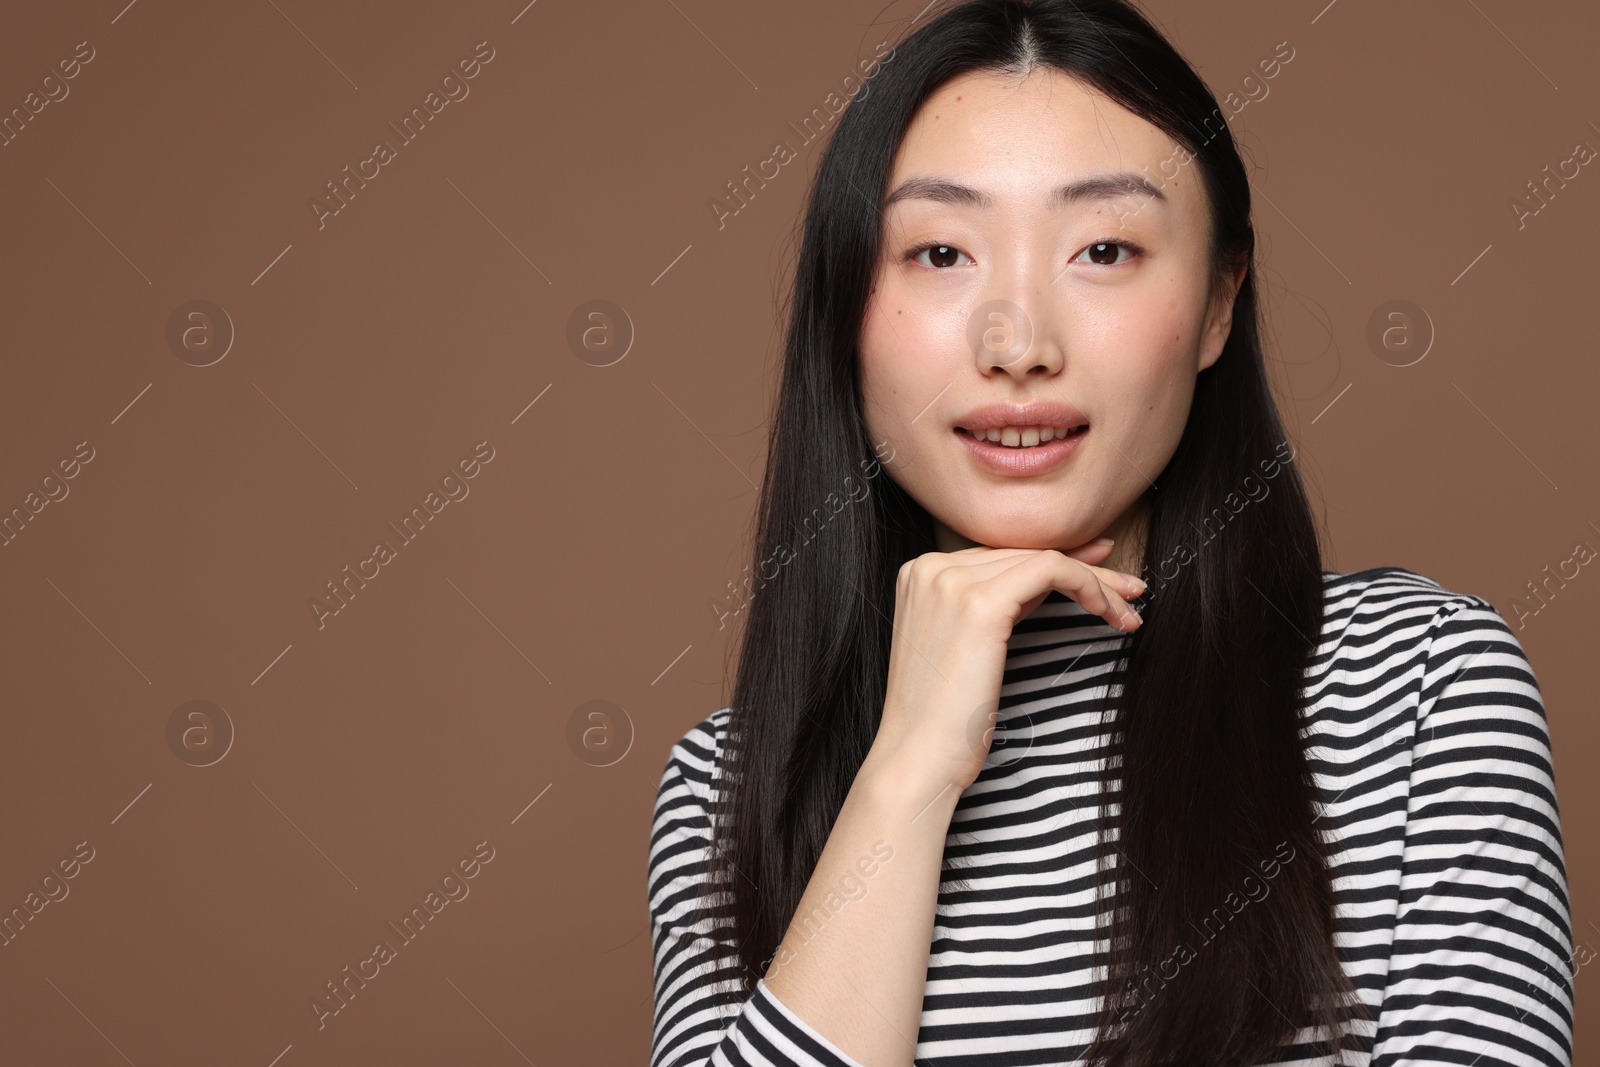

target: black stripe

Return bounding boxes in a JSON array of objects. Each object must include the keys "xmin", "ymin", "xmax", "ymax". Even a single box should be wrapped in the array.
[{"xmin": 646, "ymin": 567, "xmax": 1575, "ymax": 1067}]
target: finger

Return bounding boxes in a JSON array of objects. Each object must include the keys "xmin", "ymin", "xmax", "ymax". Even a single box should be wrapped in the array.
[
  {"xmin": 940, "ymin": 545, "xmax": 1144, "ymax": 599},
  {"xmin": 994, "ymin": 551, "xmax": 1142, "ymax": 632},
  {"xmin": 1086, "ymin": 562, "xmax": 1148, "ymax": 599},
  {"xmin": 1046, "ymin": 545, "xmax": 1145, "ymax": 598},
  {"xmin": 926, "ymin": 548, "xmax": 1054, "ymax": 585},
  {"xmin": 1060, "ymin": 537, "xmax": 1116, "ymax": 563}
]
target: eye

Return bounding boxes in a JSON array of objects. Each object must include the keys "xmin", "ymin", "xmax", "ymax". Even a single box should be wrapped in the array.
[
  {"xmin": 904, "ymin": 241, "xmax": 972, "ymax": 270},
  {"xmin": 1071, "ymin": 238, "xmax": 1145, "ymax": 267}
]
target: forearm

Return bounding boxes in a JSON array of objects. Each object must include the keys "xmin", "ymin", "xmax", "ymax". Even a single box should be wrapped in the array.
[{"xmin": 760, "ymin": 753, "xmax": 960, "ymax": 1067}]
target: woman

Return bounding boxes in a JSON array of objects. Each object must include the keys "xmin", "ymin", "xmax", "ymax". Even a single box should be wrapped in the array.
[{"xmin": 647, "ymin": 1, "xmax": 1574, "ymax": 1064}]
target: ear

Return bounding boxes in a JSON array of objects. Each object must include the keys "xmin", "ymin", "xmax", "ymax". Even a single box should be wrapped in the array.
[{"xmin": 1197, "ymin": 262, "xmax": 1247, "ymax": 373}]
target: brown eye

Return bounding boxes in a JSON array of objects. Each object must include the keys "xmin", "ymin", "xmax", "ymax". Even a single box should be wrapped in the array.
[
  {"xmin": 908, "ymin": 243, "xmax": 971, "ymax": 269},
  {"xmin": 1073, "ymin": 240, "xmax": 1143, "ymax": 267}
]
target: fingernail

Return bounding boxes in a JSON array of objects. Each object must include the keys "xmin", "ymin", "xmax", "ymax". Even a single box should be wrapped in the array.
[
  {"xmin": 1131, "ymin": 577, "xmax": 1148, "ymax": 594},
  {"xmin": 1093, "ymin": 537, "xmax": 1115, "ymax": 546}
]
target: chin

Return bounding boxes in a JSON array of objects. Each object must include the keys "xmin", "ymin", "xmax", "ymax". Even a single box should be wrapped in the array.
[{"xmin": 962, "ymin": 523, "xmax": 1082, "ymax": 552}]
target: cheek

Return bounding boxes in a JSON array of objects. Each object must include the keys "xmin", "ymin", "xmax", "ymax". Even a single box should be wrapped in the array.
[
  {"xmin": 859, "ymin": 301, "xmax": 953, "ymax": 415},
  {"xmin": 1082, "ymin": 304, "xmax": 1192, "ymax": 393},
  {"xmin": 1075, "ymin": 304, "xmax": 1204, "ymax": 457},
  {"xmin": 857, "ymin": 316, "xmax": 904, "ymax": 447}
]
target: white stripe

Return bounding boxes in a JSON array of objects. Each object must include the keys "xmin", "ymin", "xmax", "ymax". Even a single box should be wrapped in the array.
[{"xmin": 647, "ymin": 567, "xmax": 1575, "ymax": 1067}]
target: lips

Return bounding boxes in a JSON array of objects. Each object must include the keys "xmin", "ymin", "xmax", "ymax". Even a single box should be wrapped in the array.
[
  {"xmin": 954, "ymin": 399, "xmax": 1089, "ymax": 434},
  {"xmin": 955, "ymin": 421, "xmax": 1087, "ymax": 476}
]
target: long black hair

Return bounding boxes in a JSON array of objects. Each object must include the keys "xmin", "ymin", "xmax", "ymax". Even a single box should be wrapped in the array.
[{"xmin": 705, "ymin": 1, "xmax": 1365, "ymax": 1063}]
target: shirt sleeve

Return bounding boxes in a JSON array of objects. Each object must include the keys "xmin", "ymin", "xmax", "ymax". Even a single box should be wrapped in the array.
[
  {"xmin": 1369, "ymin": 598, "xmax": 1575, "ymax": 1066},
  {"xmin": 647, "ymin": 721, "xmax": 869, "ymax": 1067}
]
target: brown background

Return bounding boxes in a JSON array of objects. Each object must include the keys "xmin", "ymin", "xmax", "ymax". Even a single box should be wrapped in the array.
[{"xmin": 0, "ymin": 0, "xmax": 1594, "ymax": 1063}]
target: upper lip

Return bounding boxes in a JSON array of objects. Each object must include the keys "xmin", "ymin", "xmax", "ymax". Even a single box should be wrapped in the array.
[{"xmin": 955, "ymin": 400, "xmax": 1089, "ymax": 433}]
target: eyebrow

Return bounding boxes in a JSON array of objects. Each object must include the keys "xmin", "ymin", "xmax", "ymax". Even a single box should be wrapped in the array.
[{"xmin": 881, "ymin": 171, "xmax": 1167, "ymax": 211}]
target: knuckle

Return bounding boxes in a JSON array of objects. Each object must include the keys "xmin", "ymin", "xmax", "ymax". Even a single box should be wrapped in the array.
[
  {"xmin": 1039, "ymin": 548, "xmax": 1073, "ymax": 574},
  {"xmin": 953, "ymin": 579, "xmax": 980, "ymax": 608}
]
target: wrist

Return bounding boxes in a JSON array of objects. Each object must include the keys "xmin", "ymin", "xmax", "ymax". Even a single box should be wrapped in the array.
[{"xmin": 855, "ymin": 749, "xmax": 964, "ymax": 826}]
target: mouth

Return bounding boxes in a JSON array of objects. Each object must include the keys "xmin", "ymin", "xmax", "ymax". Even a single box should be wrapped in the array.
[
  {"xmin": 954, "ymin": 424, "xmax": 1089, "ymax": 476},
  {"xmin": 955, "ymin": 424, "xmax": 1088, "ymax": 449}
]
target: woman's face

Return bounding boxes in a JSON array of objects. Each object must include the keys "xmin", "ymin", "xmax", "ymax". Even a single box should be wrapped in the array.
[{"xmin": 859, "ymin": 67, "xmax": 1244, "ymax": 566}]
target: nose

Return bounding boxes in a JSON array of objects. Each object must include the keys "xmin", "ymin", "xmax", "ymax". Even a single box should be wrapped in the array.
[{"xmin": 972, "ymin": 295, "xmax": 1065, "ymax": 380}]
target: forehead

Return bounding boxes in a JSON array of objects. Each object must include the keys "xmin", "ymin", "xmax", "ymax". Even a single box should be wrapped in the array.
[{"xmin": 884, "ymin": 67, "xmax": 1201, "ymax": 216}]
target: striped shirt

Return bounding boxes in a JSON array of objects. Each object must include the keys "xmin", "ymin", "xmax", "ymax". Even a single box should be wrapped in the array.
[{"xmin": 646, "ymin": 566, "xmax": 1574, "ymax": 1066}]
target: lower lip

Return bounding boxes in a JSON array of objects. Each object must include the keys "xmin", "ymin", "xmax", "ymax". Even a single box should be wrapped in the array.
[{"xmin": 956, "ymin": 426, "xmax": 1088, "ymax": 476}]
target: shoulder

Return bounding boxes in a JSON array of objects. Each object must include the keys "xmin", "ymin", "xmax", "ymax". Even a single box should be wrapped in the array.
[
  {"xmin": 1312, "ymin": 565, "xmax": 1549, "ymax": 758},
  {"xmin": 1305, "ymin": 565, "xmax": 1544, "ymax": 740},
  {"xmin": 1315, "ymin": 565, "xmax": 1520, "ymax": 666},
  {"xmin": 654, "ymin": 706, "xmax": 732, "ymax": 809},
  {"xmin": 1304, "ymin": 570, "xmax": 1559, "ymax": 853},
  {"xmin": 1320, "ymin": 564, "xmax": 1491, "ymax": 627}
]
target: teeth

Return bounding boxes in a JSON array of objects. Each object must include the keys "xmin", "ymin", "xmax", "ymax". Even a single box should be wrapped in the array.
[{"xmin": 969, "ymin": 425, "xmax": 1082, "ymax": 448}]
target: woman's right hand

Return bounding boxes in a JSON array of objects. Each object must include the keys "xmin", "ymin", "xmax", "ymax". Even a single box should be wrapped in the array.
[{"xmin": 864, "ymin": 539, "xmax": 1146, "ymax": 801}]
